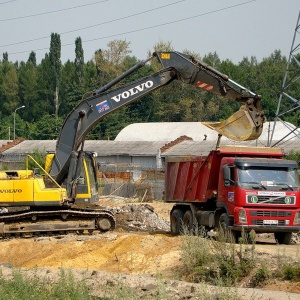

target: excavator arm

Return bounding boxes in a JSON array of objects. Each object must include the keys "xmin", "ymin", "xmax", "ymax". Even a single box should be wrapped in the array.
[
  {"xmin": 155, "ymin": 52, "xmax": 265, "ymax": 140},
  {"xmin": 49, "ymin": 51, "xmax": 265, "ymax": 195}
]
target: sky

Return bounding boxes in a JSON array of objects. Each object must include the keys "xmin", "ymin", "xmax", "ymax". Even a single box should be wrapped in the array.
[{"xmin": 0, "ymin": 0, "xmax": 299, "ymax": 64}]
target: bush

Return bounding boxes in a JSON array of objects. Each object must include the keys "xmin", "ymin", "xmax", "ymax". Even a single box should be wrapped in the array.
[{"xmin": 250, "ymin": 263, "xmax": 270, "ymax": 287}]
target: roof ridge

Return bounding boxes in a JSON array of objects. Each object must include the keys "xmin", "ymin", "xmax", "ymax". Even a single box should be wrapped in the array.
[
  {"xmin": 0, "ymin": 138, "xmax": 26, "ymax": 153},
  {"xmin": 160, "ymin": 135, "xmax": 193, "ymax": 153}
]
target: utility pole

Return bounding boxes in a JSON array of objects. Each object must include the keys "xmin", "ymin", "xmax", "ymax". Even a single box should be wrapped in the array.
[{"xmin": 13, "ymin": 105, "xmax": 25, "ymax": 140}]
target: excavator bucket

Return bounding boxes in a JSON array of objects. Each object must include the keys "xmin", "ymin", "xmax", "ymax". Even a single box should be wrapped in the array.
[{"xmin": 202, "ymin": 106, "xmax": 263, "ymax": 141}]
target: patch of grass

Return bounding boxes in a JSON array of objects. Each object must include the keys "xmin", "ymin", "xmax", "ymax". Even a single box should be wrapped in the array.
[
  {"xmin": 282, "ymin": 264, "xmax": 300, "ymax": 281},
  {"xmin": 179, "ymin": 228, "xmax": 257, "ymax": 286},
  {"xmin": 0, "ymin": 269, "xmax": 95, "ymax": 300},
  {"xmin": 102, "ymin": 280, "xmax": 138, "ymax": 300},
  {"xmin": 194, "ymin": 283, "xmax": 250, "ymax": 300},
  {"xmin": 273, "ymin": 248, "xmax": 300, "ymax": 281},
  {"xmin": 250, "ymin": 263, "xmax": 270, "ymax": 287}
]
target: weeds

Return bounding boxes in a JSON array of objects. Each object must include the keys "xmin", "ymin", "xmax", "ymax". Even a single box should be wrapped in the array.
[
  {"xmin": 102, "ymin": 280, "xmax": 138, "ymax": 300},
  {"xmin": 282, "ymin": 264, "xmax": 300, "ymax": 281},
  {"xmin": 180, "ymin": 227, "xmax": 300, "ymax": 290},
  {"xmin": 0, "ymin": 269, "xmax": 94, "ymax": 300},
  {"xmin": 250, "ymin": 263, "xmax": 270, "ymax": 287},
  {"xmin": 180, "ymin": 228, "xmax": 257, "ymax": 286}
]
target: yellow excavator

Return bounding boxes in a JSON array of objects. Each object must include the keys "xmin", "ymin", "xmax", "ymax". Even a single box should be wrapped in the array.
[{"xmin": 0, "ymin": 51, "xmax": 265, "ymax": 237}]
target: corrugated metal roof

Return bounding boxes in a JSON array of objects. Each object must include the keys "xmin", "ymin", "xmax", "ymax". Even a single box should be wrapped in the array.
[
  {"xmin": 1, "ymin": 140, "xmax": 167, "ymax": 156},
  {"xmin": 1, "ymin": 120, "xmax": 300, "ymax": 158},
  {"xmin": 84, "ymin": 140, "xmax": 166, "ymax": 156},
  {"xmin": 2, "ymin": 138, "xmax": 300, "ymax": 157},
  {"xmin": 0, "ymin": 140, "xmax": 56, "ymax": 154},
  {"xmin": 160, "ymin": 139, "xmax": 300, "ymax": 157}
]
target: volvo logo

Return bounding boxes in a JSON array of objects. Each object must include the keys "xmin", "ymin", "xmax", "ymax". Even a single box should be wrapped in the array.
[
  {"xmin": 0, "ymin": 189, "xmax": 22, "ymax": 193},
  {"xmin": 111, "ymin": 81, "xmax": 154, "ymax": 102}
]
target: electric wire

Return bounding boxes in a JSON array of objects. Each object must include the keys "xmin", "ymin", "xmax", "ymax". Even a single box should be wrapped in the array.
[
  {"xmin": 0, "ymin": 0, "xmax": 110, "ymax": 22},
  {"xmin": 0, "ymin": 0, "xmax": 18, "ymax": 5},
  {"xmin": 0, "ymin": 0, "xmax": 186, "ymax": 47},
  {"xmin": 5, "ymin": 0, "xmax": 257, "ymax": 57}
]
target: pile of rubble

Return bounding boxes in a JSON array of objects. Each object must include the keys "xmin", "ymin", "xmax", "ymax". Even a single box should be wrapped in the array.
[{"xmin": 112, "ymin": 204, "xmax": 170, "ymax": 233}]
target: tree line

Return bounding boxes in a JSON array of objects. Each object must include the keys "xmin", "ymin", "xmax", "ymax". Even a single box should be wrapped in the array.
[{"xmin": 0, "ymin": 34, "xmax": 298, "ymax": 141}]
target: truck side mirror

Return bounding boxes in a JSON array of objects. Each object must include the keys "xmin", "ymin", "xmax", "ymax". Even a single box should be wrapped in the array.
[{"xmin": 223, "ymin": 165, "xmax": 231, "ymax": 187}]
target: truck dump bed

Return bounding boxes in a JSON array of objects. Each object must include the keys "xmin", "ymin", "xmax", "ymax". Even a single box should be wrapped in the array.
[
  {"xmin": 164, "ymin": 146, "xmax": 283, "ymax": 203},
  {"xmin": 165, "ymin": 152, "xmax": 221, "ymax": 203}
]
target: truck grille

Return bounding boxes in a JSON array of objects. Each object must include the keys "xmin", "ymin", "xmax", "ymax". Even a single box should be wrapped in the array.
[
  {"xmin": 250, "ymin": 211, "xmax": 292, "ymax": 217},
  {"xmin": 252, "ymin": 220, "xmax": 286, "ymax": 226},
  {"xmin": 246, "ymin": 195, "xmax": 295, "ymax": 205}
]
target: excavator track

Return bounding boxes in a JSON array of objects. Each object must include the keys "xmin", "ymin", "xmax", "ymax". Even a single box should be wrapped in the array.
[{"xmin": 0, "ymin": 207, "xmax": 116, "ymax": 238}]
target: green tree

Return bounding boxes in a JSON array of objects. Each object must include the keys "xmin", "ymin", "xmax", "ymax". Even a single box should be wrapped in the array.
[
  {"xmin": 75, "ymin": 37, "xmax": 84, "ymax": 85},
  {"xmin": 35, "ymin": 54, "xmax": 53, "ymax": 120},
  {"xmin": 49, "ymin": 33, "xmax": 62, "ymax": 118},
  {"xmin": 2, "ymin": 52, "xmax": 8, "ymax": 63},
  {"xmin": 28, "ymin": 51, "xmax": 37, "ymax": 67},
  {"xmin": 1, "ymin": 63, "xmax": 19, "ymax": 114},
  {"xmin": 18, "ymin": 60, "xmax": 38, "ymax": 122}
]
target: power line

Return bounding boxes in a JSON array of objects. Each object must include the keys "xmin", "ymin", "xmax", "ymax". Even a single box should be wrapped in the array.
[
  {"xmin": 0, "ymin": 0, "xmax": 186, "ymax": 47},
  {"xmin": 0, "ymin": 0, "xmax": 110, "ymax": 22},
  {"xmin": 6, "ymin": 0, "xmax": 257, "ymax": 57},
  {"xmin": 0, "ymin": 0, "xmax": 18, "ymax": 5}
]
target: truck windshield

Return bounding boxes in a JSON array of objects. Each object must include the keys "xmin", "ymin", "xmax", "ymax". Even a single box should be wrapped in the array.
[{"xmin": 237, "ymin": 167, "xmax": 299, "ymax": 189}]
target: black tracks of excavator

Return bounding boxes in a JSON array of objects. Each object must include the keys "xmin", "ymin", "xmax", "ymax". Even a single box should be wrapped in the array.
[{"xmin": 0, "ymin": 207, "xmax": 116, "ymax": 239}]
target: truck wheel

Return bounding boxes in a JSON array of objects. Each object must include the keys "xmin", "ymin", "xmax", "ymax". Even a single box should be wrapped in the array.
[
  {"xmin": 170, "ymin": 209, "xmax": 184, "ymax": 235},
  {"xmin": 219, "ymin": 213, "xmax": 238, "ymax": 243},
  {"xmin": 219, "ymin": 213, "xmax": 229, "ymax": 231},
  {"xmin": 274, "ymin": 232, "xmax": 292, "ymax": 245},
  {"xmin": 182, "ymin": 210, "xmax": 194, "ymax": 234}
]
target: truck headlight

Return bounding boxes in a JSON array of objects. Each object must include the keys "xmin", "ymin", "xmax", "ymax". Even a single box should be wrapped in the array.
[
  {"xmin": 238, "ymin": 209, "xmax": 247, "ymax": 224},
  {"xmin": 294, "ymin": 211, "xmax": 300, "ymax": 225}
]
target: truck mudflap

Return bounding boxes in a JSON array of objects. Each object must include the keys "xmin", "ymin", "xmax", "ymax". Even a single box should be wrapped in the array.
[{"xmin": 0, "ymin": 207, "xmax": 116, "ymax": 238}]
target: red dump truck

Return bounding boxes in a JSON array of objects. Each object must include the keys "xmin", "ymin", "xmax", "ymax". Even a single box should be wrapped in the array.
[{"xmin": 165, "ymin": 146, "xmax": 300, "ymax": 244}]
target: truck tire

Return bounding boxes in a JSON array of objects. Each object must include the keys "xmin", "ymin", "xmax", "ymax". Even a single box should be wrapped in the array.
[
  {"xmin": 182, "ymin": 210, "xmax": 198, "ymax": 235},
  {"xmin": 219, "ymin": 213, "xmax": 239, "ymax": 243},
  {"xmin": 170, "ymin": 209, "xmax": 184, "ymax": 235},
  {"xmin": 183, "ymin": 210, "xmax": 194, "ymax": 234},
  {"xmin": 274, "ymin": 232, "xmax": 292, "ymax": 245}
]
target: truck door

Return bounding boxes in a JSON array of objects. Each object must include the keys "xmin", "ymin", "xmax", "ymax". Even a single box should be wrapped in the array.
[{"xmin": 220, "ymin": 164, "xmax": 236, "ymax": 212}]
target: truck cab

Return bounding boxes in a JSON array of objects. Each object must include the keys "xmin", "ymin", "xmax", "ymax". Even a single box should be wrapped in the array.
[
  {"xmin": 166, "ymin": 146, "xmax": 300, "ymax": 244},
  {"xmin": 220, "ymin": 156, "xmax": 300, "ymax": 242}
]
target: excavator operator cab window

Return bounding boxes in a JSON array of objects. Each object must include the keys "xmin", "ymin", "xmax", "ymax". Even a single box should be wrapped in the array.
[{"xmin": 33, "ymin": 168, "xmax": 41, "ymax": 177}]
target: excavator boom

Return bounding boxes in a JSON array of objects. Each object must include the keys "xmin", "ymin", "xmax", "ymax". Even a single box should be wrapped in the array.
[{"xmin": 50, "ymin": 51, "xmax": 265, "ymax": 195}]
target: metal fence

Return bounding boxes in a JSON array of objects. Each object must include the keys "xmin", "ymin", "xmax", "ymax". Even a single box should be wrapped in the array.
[
  {"xmin": 0, "ymin": 156, "xmax": 165, "ymax": 201},
  {"xmin": 98, "ymin": 163, "xmax": 165, "ymax": 200},
  {"xmin": 0, "ymin": 154, "xmax": 26, "ymax": 170}
]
